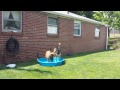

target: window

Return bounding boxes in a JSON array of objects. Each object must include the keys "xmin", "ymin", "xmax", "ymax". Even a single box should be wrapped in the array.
[
  {"xmin": 2, "ymin": 11, "xmax": 22, "ymax": 32},
  {"xmin": 74, "ymin": 21, "xmax": 81, "ymax": 36},
  {"xmin": 95, "ymin": 26, "xmax": 100, "ymax": 38},
  {"xmin": 47, "ymin": 17, "xmax": 58, "ymax": 35}
]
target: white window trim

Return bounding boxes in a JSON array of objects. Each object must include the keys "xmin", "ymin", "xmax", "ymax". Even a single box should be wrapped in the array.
[
  {"xmin": 95, "ymin": 27, "xmax": 100, "ymax": 38},
  {"xmin": 74, "ymin": 20, "xmax": 81, "ymax": 36},
  {"xmin": 2, "ymin": 11, "xmax": 22, "ymax": 32},
  {"xmin": 47, "ymin": 15, "xmax": 58, "ymax": 35}
]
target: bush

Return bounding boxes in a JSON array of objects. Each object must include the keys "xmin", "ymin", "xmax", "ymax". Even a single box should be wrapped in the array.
[{"xmin": 111, "ymin": 41, "xmax": 120, "ymax": 50}]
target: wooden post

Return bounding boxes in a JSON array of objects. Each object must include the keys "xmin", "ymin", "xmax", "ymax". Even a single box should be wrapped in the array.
[{"xmin": 113, "ymin": 28, "xmax": 115, "ymax": 37}]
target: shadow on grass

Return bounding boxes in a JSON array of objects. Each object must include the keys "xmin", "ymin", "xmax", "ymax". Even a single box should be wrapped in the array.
[
  {"xmin": 0, "ymin": 61, "xmax": 53, "ymax": 74},
  {"xmin": 16, "ymin": 68, "xmax": 52, "ymax": 74},
  {"xmin": 0, "ymin": 49, "xmax": 114, "ymax": 70},
  {"xmin": 16, "ymin": 60, "xmax": 38, "ymax": 67},
  {"xmin": 63, "ymin": 49, "xmax": 114, "ymax": 60},
  {"xmin": 0, "ymin": 59, "xmax": 38, "ymax": 70}
]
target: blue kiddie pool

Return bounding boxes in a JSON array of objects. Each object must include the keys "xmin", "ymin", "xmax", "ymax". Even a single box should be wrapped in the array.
[{"xmin": 37, "ymin": 57, "xmax": 65, "ymax": 66}]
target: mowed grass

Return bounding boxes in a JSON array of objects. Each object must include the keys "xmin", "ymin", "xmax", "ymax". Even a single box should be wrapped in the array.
[
  {"xmin": 110, "ymin": 34, "xmax": 120, "ymax": 38},
  {"xmin": 0, "ymin": 50, "xmax": 120, "ymax": 79}
]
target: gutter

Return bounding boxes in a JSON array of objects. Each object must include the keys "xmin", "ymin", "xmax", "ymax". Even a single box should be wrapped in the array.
[
  {"xmin": 106, "ymin": 25, "xmax": 109, "ymax": 50},
  {"xmin": 42, "ymin": 11, "xmax": 107, "ymax": 26}
]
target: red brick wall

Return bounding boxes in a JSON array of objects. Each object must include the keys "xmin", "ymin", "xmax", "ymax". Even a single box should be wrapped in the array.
[
  {"xmin": 0, "ymin": 11, "xmax": 107, "ymax": 64},
  {"xmin": 71, "ymin": 22, "xmax": 107, "ymax": 53}
]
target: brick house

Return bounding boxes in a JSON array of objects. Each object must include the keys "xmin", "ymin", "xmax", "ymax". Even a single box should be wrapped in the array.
[{"xmin": 0, "ymin": 11, "xmax": 109, "ymax": 64}]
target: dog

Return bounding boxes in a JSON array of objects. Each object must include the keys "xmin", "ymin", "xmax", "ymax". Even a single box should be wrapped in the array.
[
  {"xmin": 52, "ymin": 48, "xmax": 57, "ymax": 56},
  {"xmin": 45, "ymin": 48, "xmax": 57, "ymax": 61},
  {"xmin": 45, "ymin": 50, "xmax": 52, "ymax": 61}
]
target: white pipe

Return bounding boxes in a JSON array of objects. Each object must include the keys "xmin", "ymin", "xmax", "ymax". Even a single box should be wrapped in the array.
[{"xmin": 106, "ymin": 26, "xmax": 109, "ymax": 50}]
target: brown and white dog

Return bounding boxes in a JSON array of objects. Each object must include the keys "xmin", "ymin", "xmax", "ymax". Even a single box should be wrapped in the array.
[
  {"xmin": 45, "ymin": 50, "xmax": 51, "ymax": 61},
  {"xmin": 45, "ymin": 48, "xmax": 57, "ymax": 61}
]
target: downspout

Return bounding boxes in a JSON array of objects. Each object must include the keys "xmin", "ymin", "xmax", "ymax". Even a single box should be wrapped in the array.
[{"xmin": 106, "ymin": 26, "xmax": 109, "ymax": 50}]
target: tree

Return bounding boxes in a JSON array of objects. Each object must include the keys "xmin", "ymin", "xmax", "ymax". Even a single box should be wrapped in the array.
[
  {"xmin": 69, "ymin": 11, "xmax": 94, "ymax": 19},
  {"xmin": 70, "ymin": 11, "xmax": 120, "ymax": 36},
  {"xmin": 93, "ymin": 11, "xmax": 120, "ymax": 37},
  {"xmin": 93, "ymin": 11, "xmax": 120, "ymax": 30}
]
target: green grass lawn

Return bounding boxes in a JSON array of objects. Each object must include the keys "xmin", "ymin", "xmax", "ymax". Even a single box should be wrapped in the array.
[
  {"xmin": 0, "ymin": 50, "xmax": 120, "ymax": 79},
  {"xmin": 110, "ymin": 34, "xmax": 120, "ymax": 38}
]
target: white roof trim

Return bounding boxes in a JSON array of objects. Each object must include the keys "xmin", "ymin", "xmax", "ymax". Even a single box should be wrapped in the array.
[{"xmin": 42, "ymin": 11, "xmax": 108, "ymax": 26}]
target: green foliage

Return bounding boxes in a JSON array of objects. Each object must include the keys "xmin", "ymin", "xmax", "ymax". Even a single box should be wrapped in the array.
[
  {"xmin": 93, "ymin": 11, "xmax": 120, "ymax": 30},
  {"xmin": 69, "ymin": 11, "xmax": 94, "ymax": 19},
  {"xmin": 70, "ymin": 11, "xmax": 120, "ymax": 31},
  {"xmin": 111, "ymin": 40, "xmax": 120, "ymax": 50}
]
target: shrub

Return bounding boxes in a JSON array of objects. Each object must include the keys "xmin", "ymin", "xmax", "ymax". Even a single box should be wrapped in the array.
[{"xmin": 111, "ymin": 41, "xmax": 120, "ymax": 50}]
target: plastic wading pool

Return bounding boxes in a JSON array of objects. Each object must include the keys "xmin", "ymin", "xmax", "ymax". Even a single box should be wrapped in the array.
[{"xmin": 37, "ymin": 57, "xmax": 65, "ymax": 66}]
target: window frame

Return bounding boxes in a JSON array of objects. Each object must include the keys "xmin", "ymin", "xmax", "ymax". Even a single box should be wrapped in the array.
[
  {"xmin": 2, "ymin": 11, "xmax": 22, "ymax": 32},
  {"xmin": 47, "ymin": 16, "xmax": 58, "ymax": 35},
  {"xmin": 95, "ymin": 26, "xmax": 100, "ymax": 38},
  {"xmin": 74, "ymin": 20, "xmax": 81, "ymax": 36}
]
